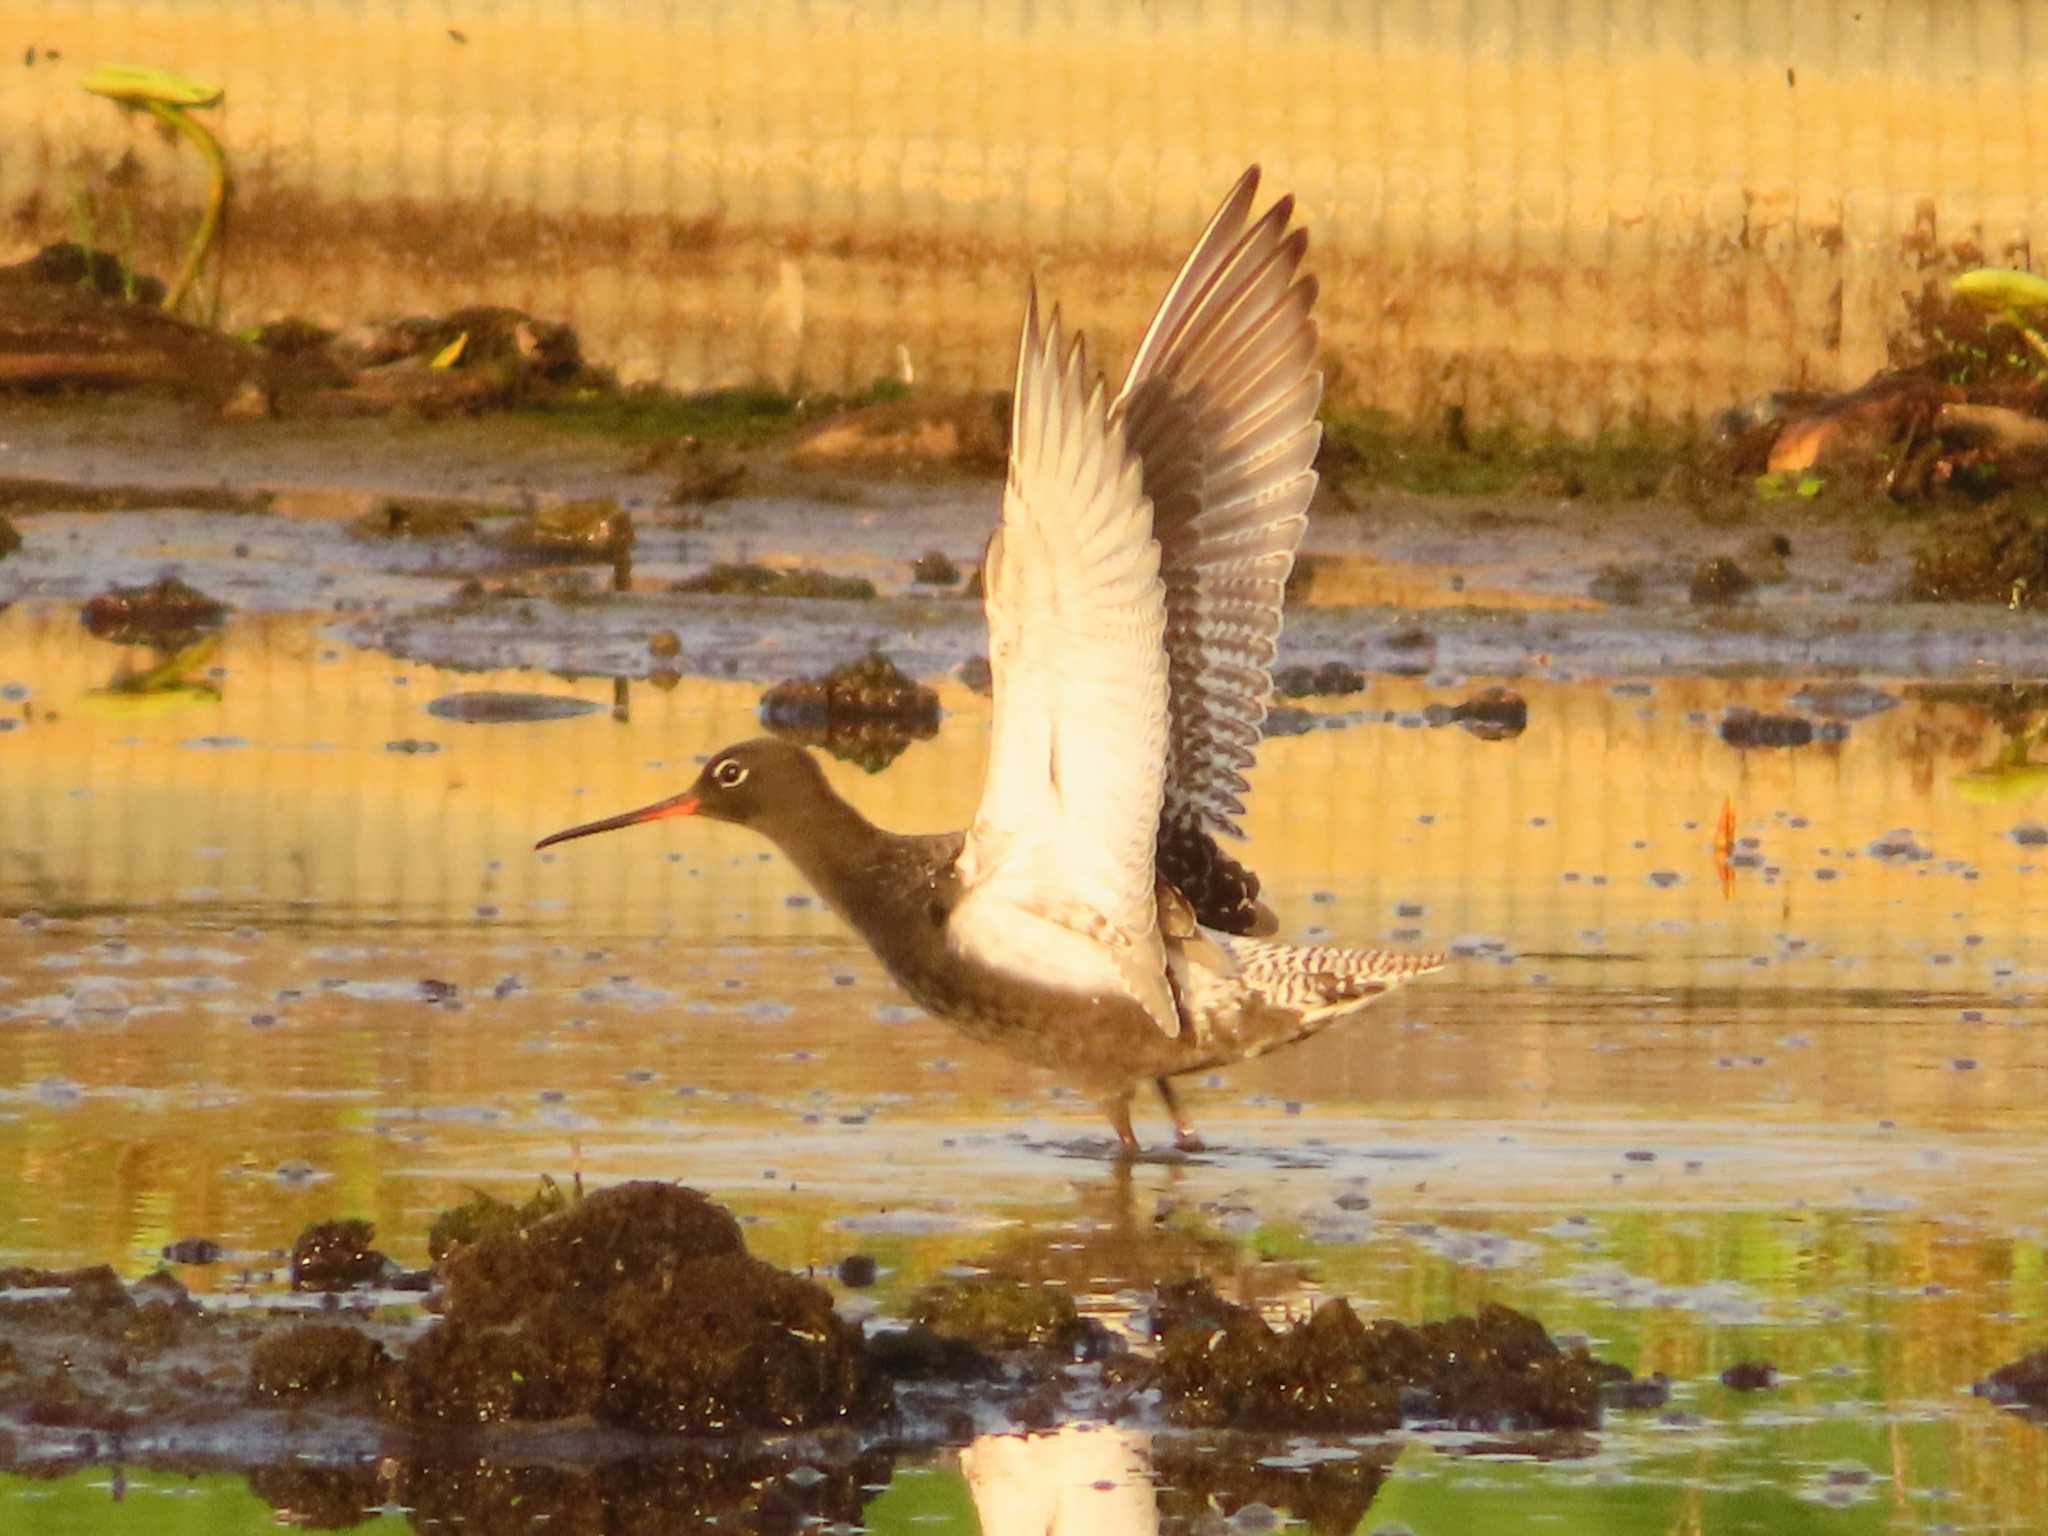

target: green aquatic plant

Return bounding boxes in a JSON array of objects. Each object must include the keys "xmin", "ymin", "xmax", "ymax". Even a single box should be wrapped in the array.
[
  {"xmin": 80, "ymin": 65, "xmax": 230, "ymax": 320},
  {"xmin": 1951, "ymin": 266, "xmax": 2048, "ymax": 373}
]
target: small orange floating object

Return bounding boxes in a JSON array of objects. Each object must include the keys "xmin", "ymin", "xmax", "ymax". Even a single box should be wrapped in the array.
[{"xmin": 1714, "ymin": 797, "xmax": 1737, "ymax": 899}]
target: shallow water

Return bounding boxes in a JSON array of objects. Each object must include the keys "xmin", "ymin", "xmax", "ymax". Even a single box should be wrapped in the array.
[{"xmin": 4, "ymin": 586, "xmax": 2048, "ymax": 1533}]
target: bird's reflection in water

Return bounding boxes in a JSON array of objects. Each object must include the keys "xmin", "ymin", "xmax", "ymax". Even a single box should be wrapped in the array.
[{"xmin": 962, "ymin": 1422, "xmax": 1157, "ymax": 1536}]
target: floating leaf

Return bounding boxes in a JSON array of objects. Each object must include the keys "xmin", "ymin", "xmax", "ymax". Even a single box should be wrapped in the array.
[
  {"xmin": 430, "ymin": 331, "xmax": 469, "ymax": 370},
  {"xmin": 1953, "ymin": 266, "xmax": 2048, "ymax": 313},
  {"xmin": 80, "ymin": 64, "xmax": 223, "ymax": 110}
]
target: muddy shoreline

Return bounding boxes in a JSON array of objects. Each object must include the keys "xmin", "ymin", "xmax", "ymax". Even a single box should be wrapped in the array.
[{"xmin": 6, "ymin": 401, "xmax": 2045, "ymax": 689}]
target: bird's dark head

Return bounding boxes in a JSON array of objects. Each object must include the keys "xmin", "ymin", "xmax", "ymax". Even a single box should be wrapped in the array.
[{"xmin": 534, "ymin": 738, "xmax": 831, "ymax": 852}]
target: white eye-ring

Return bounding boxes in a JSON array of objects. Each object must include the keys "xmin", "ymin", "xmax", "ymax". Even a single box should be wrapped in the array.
[{"xmin": 712, "ymin": 760, "xmax": 748, "ymax": 788}]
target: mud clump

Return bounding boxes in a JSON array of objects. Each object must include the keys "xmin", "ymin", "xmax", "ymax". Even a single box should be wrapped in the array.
[
  {"xmin": 1720, "ymin": 708, "xmax": 1816, "ymax": 750},
  {"xmin": 1152, "ymin": 1282, "xmax": 1634, "ymax": 1433},
  {"xmin": 1425, "ymin": 686, "xmax": 1528, "ymax": 741},
  {"xmin": 427, "ymin": 1178, "xmax": 571, "ymax": 1262},
  {"xmin": 911, "ymin": 548, "xmax": 962, "ymax": 585},
  {"xmin": 1907, "ymin": 504, "xmax": 2048, "ymax": 607},
  {"xmin": 1690, "ymin": 556, "xmax": 1756, "ymax": 605},
  {"xmin": 1589, "ymin": 563, "xmax": 1647, "ymax": 606},
  {"xmin": 1274, "ymin": 660, "xmax": 1366, "ymax": 698},
  {"xmin": 1976, "ymin": 1348, "xmax": 2048, "ymax": 1411},
  {"xmin": 80, "ymin": 575, "xmax": 228, "ymax": 648},
  {"xmin": 911, "ymin": 1276, "xmax": 1093, "ymax": 1355},
  {"xmin": 249, "ymin": 1323, "xmax": 390, "ymax": 1403},
  {"xmin": 386, "ymin": 1181, "xmax": 876, "ymax": 1433},
  {"xmin": 494, "ymin": 499, "xmax": 634, "ymax": 570},
  {"xmin": 760, "ymin": 652, "xmax": 940, "ymax": 771},
  {"xmin": 290, "ymin": 1219, "xmax": 393, "ymax": 1292},
  {"xmin": 1720, "ymin": 1359, "xmax": 1779, "ymax": 1391},
  {"xmin": 675, "ymin": 561, "xmax": 877, "ymax": 600}
]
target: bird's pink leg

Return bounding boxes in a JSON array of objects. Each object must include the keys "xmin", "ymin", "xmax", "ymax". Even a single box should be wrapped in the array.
[
  {"xmin": 1104, "ymin": 1092, "xmax": 1140, "ymax": 1156},
  {"xmin": 1155, "ymin": 1077, "xmax": 1205, "ymax": 1153}
]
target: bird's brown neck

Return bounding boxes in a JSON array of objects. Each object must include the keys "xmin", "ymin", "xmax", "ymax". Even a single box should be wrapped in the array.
[{"xmin": 757, "ymin": 777, "xmax": 906, "ymax": 921}]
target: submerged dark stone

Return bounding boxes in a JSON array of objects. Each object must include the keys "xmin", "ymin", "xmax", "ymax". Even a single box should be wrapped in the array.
[
  {"xmin": 289, "ymin": 1219, "xmax": 392, "ymax": 1292},
  {"xmin": 1153, "ymin": 1280, "xmax": 1633, "ymax": 1433},
  {"xmin": 1720, "ymin": 708, "xmax": 1815, "ymax": 749}
]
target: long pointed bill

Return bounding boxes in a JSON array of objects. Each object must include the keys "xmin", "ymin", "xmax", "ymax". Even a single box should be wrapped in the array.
[{"xmin": 534, "ymin": 793, "xmax": 699, "ymax": 851}]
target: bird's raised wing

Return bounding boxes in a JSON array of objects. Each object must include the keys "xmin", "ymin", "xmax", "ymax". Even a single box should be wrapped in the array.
[
  {"xmin": 952, "ymin": 292, "xmax": 1177, "ymax": 1037},
  {"xmin": 1113, "ymin": 166, "xmax": 1322, "ymax": 933}
]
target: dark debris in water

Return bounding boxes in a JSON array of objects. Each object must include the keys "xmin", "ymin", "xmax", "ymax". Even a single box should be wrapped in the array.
[
  {"xmin": 1720, "ymin": 708, "xmax": 1816, "ymax": 750},
  {"xmin": 1424, "ymin": 686, "xmax": 1528, "ymax": 741},
  {"xmin": 1274, "ymin": 660, "xmax": 1367, "ymax": 698},
  {"xmin": 80, "ymin": 575, "xmax": 228, "ymax": 649},
  {"xmin": 1720, "ymin": 1359, "xmax": 1779, "ymax": 1391},
  {"xmin": 760, "ymin": 652, "xmax": 940, "ymax": 772},
  {"xmin": 289, "ymin": 1219, "xmax": 393, "ymax": 1292},
  {"xmin": 1975, "ymin": 1347, "xmax": 2048, "ymax": 1412},
  {"xmin": 426, "ymin": 690, "xmax": 603, "ymax": 724}
]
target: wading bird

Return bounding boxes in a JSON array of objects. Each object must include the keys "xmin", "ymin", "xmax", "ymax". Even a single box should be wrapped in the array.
[{"xmin": 538, "ymin": 168, "xmax": 1447, "ymax": 1151}]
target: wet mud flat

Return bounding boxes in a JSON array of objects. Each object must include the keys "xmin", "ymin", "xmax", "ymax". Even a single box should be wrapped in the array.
[{"xmin": 10, "ymin": 400, "xmax": 2048, "ymax": 691}]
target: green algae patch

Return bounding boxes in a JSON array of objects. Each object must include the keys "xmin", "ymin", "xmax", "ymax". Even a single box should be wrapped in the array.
[
  {"xmin": 388, "ymin": 1180, "xmax": 877, "ymax": 1433},
  {"xmin": 1320, "ymin": 409, "xmax": 1693, "ymax": 502},
  {"xmin": 1154, "ymin": 1281, "xmax": 1630, "ymax": 1433},
  {"xmin": 248, "ymin": 1323, "xmax": 389, "ymax": 1403},
  {"xmin": 910, "ymin": 1276, "xmax": 1090, "ymax": 1354}
]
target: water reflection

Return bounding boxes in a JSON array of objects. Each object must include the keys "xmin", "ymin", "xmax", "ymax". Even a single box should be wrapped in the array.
[{"xmin": 4, "ymin": 604, "xmax": 2048, "ymax": 1531}]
